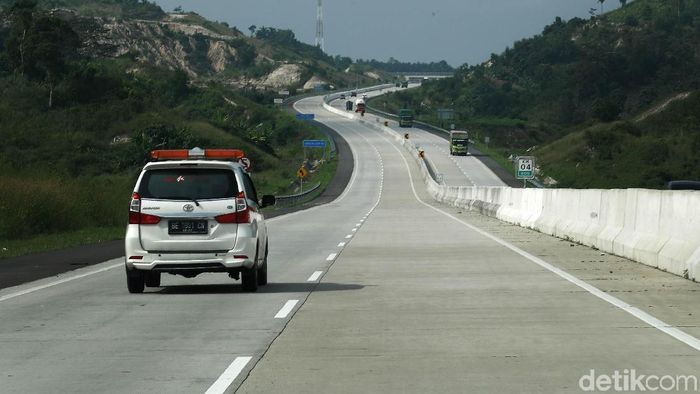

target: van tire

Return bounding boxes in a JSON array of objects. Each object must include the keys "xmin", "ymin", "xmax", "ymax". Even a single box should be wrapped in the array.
[
  {"xmin": 145, "ymin": 272, "xmax": 161, "ymax": 287},
  {"xmin": 257, "ymin": 246, "xmax": 268, "ymax": 286},
  {"xmin": 126, "ymin": 267, "xmax": 145, "ymax": 293},
  {"xmin": 241, "ymin": 267, "xmax": 258, "ymax": 292}
]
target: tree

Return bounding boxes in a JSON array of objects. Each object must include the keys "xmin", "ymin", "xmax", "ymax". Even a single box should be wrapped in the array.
[
  {"xmin": 6, "ymin": 0, "xmax": 38, "ymax": 73},
  {"xmin": 173, "ymin": 6, "xmax": 183, "ymax": 13},
  {"xmin": 26, "ymin": 16, "xmax": 80, "ymax": 108},
  {"xmin": 5, "ymin": 1, "xmax": 81, "ymax": 107},
  {"xmin": 248, "ymin": 24, "xmax": 257, "ymax": 36},
  {"xmin": 619, "ymin": 0, "xmax": 627, "ymax": 6},
  {"xmin": 598, "ymin": 0, "xmax": 606, "ymax": 14}
]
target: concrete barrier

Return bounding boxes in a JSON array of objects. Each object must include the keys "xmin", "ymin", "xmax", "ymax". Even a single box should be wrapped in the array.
[{"xmin": 323, "ymin": 93, "xmax": 700, "ymax": 282}]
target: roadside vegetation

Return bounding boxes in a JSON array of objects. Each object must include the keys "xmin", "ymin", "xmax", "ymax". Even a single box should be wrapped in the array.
[
  {"xmin": 378, "ymin": 0, "xmax": 700, "ymax": 188},
  {"xmin": 0, "ymin": 0, "xmax": 334, "ymax": 255}
]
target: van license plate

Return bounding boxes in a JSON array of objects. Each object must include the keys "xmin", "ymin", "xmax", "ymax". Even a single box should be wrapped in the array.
[{"xmin": 169, "ymin": 220, "xmax": 207, "ymax": 234}]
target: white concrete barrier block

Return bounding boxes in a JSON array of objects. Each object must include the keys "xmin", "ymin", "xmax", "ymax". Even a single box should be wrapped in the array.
[
  {"xmin": 534, "ymin": 190, "xmax": 560, "ymax": 235},
  {"xmin": 611, "ymin": 189, "xmax": 641, "ymax": 259},
  {"xmin": 595, "ymin": 189, "xmax": 626, "ymax": 251},
  {"xmin": 658, "ymin": 191, "xmax": 700, "ymax": 277},
  {"xmin": 569, "ymin": 189, "xmax": 603, "ymax": 246},
  {"xmin": 630, "ymin": 190, "xmax": 667, "ymax": 267}
]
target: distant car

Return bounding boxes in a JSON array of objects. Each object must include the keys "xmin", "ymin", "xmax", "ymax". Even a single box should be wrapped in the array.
[
  {"xmin": 124, "ymin": 147, "xmax": 275, "ymax": 293},
  {"xmin": 350, "ymin": 91, "xmax": 357, "ymax": 97}
]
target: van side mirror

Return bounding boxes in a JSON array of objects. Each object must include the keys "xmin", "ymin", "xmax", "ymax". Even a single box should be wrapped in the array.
[{"xmin": 261, "ymin": 195, "xmax": 276, "ymax": 208}]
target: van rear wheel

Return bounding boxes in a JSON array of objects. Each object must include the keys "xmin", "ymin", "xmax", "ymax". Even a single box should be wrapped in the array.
[
  {"xmin": 145, "ymin": 272, "xmax": 161, "ymax": 287},
  {"xmin": 241, "ymin": 267, "xmax": 258, "ymax": 292},
  {"xmin": 126, "ymin": 267, "xmax": 145, "ymax": 294},
  {"xmin": 257, "ymin": 245, "xmax": 268, "ymax": 286}
]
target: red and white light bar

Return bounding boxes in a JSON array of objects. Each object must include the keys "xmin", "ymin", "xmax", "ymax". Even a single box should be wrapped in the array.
[{"xmin": 150, "ymin": 147, "xmax": 246, "ymax": 162}]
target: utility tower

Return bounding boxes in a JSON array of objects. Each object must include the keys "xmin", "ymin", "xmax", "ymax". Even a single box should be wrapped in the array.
[{"xmin": 315, "ymin": 0, "xmax": 324, "ymax": 52}]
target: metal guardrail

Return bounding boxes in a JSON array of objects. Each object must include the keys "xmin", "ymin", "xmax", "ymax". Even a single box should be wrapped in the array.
[{"xmin": 274, "ymin": 182, "xmax": 322, "ymax": 207}]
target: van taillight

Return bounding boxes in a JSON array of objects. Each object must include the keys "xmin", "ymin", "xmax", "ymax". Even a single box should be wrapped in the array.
[
  {"xmin": 215, "ymin": 192, "xmax": 250, "ymax": 223},
  {"xmin": 128, "ymin": 192, "xmax": 160, "ymax": 225}
]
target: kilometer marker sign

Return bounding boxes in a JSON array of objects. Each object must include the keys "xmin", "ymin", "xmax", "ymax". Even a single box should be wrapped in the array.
[{"xmin": 516, "ymin": 156, "xmax": 535, "ymax": 180}]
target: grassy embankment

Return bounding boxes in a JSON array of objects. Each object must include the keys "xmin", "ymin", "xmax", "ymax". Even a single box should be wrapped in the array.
[{"xmin": 0, "ymin": 62, "xmax": 333, "ymax": 258}]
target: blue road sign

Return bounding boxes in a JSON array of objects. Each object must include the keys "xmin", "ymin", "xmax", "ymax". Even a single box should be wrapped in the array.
[
  {"xmin": 303, "ymin": 140, "xmax": 327, "ymax": 148},
  {"xmin": 296, "ymin": 113, "xmax": 315, "ymax": 121}
]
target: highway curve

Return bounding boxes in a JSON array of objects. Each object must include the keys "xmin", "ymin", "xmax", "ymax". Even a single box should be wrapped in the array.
[{"xmin": 0, "ymin": 94, "xmax": 698, "ymax": 393}]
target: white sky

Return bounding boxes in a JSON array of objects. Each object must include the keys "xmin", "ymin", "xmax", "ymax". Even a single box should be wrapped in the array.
[{"xmin": 152, "ymin": 0, "xmax": 623, "ymax": 67}]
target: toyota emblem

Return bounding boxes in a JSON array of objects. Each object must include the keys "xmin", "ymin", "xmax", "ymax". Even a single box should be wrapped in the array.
[{"xmin": 183, "ymin": 204, "xmax": 195, "ymax": 212}]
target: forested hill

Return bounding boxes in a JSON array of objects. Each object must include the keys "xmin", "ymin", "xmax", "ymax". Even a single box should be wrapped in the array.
[
  {"xmin": 0, "ymin": 0, "xmax": 374, "ymax": 244},
  {"xmin": 384, "ymin": 0, "xmax": 700, "ymax": 188}
]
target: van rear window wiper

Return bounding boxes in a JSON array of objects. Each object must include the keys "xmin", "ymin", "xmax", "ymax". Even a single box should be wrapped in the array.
[{"xmin": 160, "ymin": 196, "xmax": 201, "ymax": 206}]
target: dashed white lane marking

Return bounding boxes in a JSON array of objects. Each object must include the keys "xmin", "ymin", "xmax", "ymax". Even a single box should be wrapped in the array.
[
  {"xmin": 356, "ymin": 223, "xmax": 362, "ymax": 226},
  {"xmin": 274, "ymin": 300, "xmax": 299, "ymax": 319},
  {"xmin": 0, "ymin": 262, "xmax": 122, "ymax": 303},
  {"xmin": 326, "ymin": 253, "xmax": 337, "ymax": 261},
  {"xmin": 345, "ymin": 234, "xmax": 353, "ymax": 239},
  {"xmin": 205, "ymin": 356, "xmax": 252, "ymax": 394},
  {"xmin": 338, "ymin": 242, "xmax": 346, "ymax": 247},
  {"xmin": 307, "ymin": 271, "xmax": 323, "ymax": 282},
  {"xmin": 351, "ymin": 228, "xmax": 358, "ymax": 232}
]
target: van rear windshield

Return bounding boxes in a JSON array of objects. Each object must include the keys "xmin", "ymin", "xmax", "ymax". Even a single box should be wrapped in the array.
[{"xmin": 139, "ymin": 169, "xmax": 238, "ymax": 200}]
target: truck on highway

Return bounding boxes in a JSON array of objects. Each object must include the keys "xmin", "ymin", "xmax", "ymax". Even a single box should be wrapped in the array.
[
  {"xmin": 398, "ymin": 109, "xmax": 413, "ymax": 128},
  {"xmin": 355, "ymin": 98, "xmax": 366, "ymax": 116},
  {"xmin": 449, "ymin": 130, "xmax": 469, "ymax": 156}
]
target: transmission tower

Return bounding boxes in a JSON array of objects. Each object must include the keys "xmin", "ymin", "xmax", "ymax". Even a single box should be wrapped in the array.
[{"xmin": 315, "ymin": 0, "xmax": 324, "ymax": 51}]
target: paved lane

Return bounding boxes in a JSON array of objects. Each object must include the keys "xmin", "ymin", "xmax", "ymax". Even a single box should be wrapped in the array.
[
  {"xmin": 329, "ymin": 92, "xmax": 506, "ymax": 187},
  {"xmin": 239, "ymin": 97, "xmax": 700, "ymax": 393},
  {"xmin": 0, "ymin": 95, "xmax": 383, "ymax": 394},
  {"xmin": 2, "ymin": 92, "xmax": 698, "ymax": 394}
]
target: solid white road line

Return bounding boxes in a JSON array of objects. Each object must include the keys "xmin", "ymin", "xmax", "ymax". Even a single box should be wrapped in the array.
[
  {"xmin": 338, "ymin": 242, "xmax": 346, "ymax": 247},
  {"xmin": 307, "ymin": 271, "xmax": 323, "ymax": 282},
  {"xmin": 205, "ymin": 356, "xmax": 252, "ymax": 394},
  {"xmin": 0, "ymin": 262, "xmax": 123, "ymax": 303},
  {"xmin": 326, "ymin": 253, "xmax": 337, "ymax": 261},
  {"xmin": 381, "ymin": 127, "xmax": 700, "ymax": 352},
  {"xmin": 275, "ymin": 300, "xmax": 300, "ymax": 319}
]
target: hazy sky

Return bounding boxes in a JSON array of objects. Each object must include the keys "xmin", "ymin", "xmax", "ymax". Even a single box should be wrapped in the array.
[{"xmin": 152, "ymin": 0, "xmax": 622, "ymax": 67}]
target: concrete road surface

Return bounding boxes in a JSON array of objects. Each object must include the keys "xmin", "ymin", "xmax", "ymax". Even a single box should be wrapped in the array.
[
  {"xmin": 1, "ymin": 94, "xmax": 698, "ymax": 394},
  {"xmin": 238, "ymin": 97, "xmax": 700, "ymax": 393}
]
